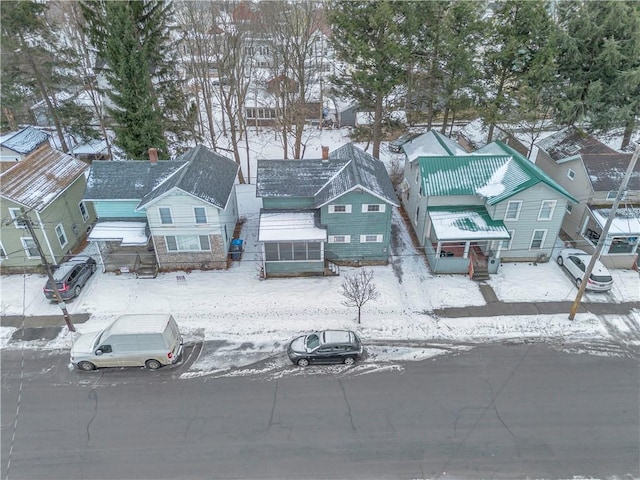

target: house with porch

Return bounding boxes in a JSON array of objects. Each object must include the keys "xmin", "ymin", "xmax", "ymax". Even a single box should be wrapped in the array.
[
  {"xmin": 400, "ymin": 131, "xmax": 577, "ymax": 279},
  {"xmin": 532, "ymin": 127, "xmax": 639, "ymax": 269},
  {"xmin": 256, "ymin": 143, "xmax": 398, "ymax": 278},
  {"xmin": 0, "ymin": 145, "xmax": 96, "ymax": 273},
  {"xmin": 83, "ymin": 145, "xmax": 239, "ymax": 276}
]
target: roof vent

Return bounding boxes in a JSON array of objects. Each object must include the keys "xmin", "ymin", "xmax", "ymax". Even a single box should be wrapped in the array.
[{"xmin": 565, "ymin": 144, "xmax": 580, "ymax": 155}]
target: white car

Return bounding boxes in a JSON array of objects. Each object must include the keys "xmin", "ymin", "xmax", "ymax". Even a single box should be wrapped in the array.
[{"xmin": 556, "ymin": 248, "xmax": 614, "ymax": 292}]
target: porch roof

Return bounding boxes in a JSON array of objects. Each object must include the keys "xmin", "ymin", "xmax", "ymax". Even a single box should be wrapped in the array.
[
  {"xmin": 258, "ymin": 212, "xmax": 327, "ymax": 242},
  {"xmin": 88, "ymin": 221, "xmax": 149, "ymax": 246},
  {"xmin": 429, "ymin": 206, "xmax": 511, "ymax": 241},
  {"xmin": 592, "ymin": 207, "xmax": 640, "ymax": 235}
]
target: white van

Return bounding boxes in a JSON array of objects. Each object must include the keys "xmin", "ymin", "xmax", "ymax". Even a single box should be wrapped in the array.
[{"xmin": 71, "ymin": 314, "xmax": 183, "ymax": 371}]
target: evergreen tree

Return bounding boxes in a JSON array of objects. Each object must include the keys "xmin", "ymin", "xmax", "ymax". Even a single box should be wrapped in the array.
[
  {"xmin": 480, "ymin": 0, "xmax": 555, "ymax": 142},
  {"xmin": 1, "ymin": 0, "xmax": 78, "ymax": 151},
  {"xmin": 555, "ymin": 0, "xmax": 640, "ymax": 148},
  {"xmin": 328, "ymin": 0, "xmax": 412, "ymax": 159},
  {"xmin": 82, "ymin": 0, "xmax": 192, "ymax": 159}
]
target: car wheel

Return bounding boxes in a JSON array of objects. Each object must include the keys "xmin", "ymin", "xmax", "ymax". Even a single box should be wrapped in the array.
[
  {"xmin": 77, "ymin": 361, "xmax": 96, "ymax": 371},
  {"xmin": 145, "ymin": 359, "xmax": 162, "ymax": 370},
  {"xmin": 343, "ymin": 357, "xmax": 356, "ymax": 366},
  {"xmin": 557, "ymin": 256, "xmax": 564, "ymax": 266},
  {"xmin": 297, "ymin": 358, "xmax": 310, "ymax": 367},
  {"xmin": 576, "ymin": 277, "xmax": 582, "ymax": 288},
  {"xmin": 74, "ymin": 285, "xmax": 82, "ymax": 297},
  {"xmin": 91, "ymin": 264, "xmax": 97, "ymax": 274}
]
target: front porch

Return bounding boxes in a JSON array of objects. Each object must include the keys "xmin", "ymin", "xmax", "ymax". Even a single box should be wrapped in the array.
[
  {"xmin": 579, "ymin": 206, "xmax": 640, "ymax": 269},
  {"xmin": 425, "ymin": 206, "xmax": 510, "ymax": 279}
]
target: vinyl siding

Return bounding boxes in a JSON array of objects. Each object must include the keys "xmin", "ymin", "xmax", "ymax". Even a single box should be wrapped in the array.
[
  {"xmin": 94, "ymin": 200, "xmax": 146, "ymax": 219},
  {"xmin": 262, "ymin": 197, "xmax": 315, "ymax": 209},
  {"xmin": 321, "ymin": 190, "xmax": 392, "ymax": 263}
]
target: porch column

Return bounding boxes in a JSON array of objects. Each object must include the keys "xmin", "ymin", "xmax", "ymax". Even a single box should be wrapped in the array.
[
  {"xmin": 463, "ymin": 241, "xmax": 470, "ymax": 259},
  {"xmin": 494, "ymin": 240, "xmax": 502, "ymax": 259}
]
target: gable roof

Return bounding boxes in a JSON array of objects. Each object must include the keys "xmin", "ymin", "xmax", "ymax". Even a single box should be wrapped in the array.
[
  {"xmin": 0, "ymin": 145, "xmax": 88, "ymax": 211},
  {"xmin": 402, "ymin": 130, "xmax": 468, "ymax": 160},
  {"xmin": 84, "ymin": 160, "xmax": 185, "ymax": 201},
  {"xmin": 256, "ymin": 143, "xmax": 398, "ymax": 207},
  {"xmin": 0, "ymin": 126, "xmax": 49, "ymax": 155},
  {"xmin": 137, "ymin": 144, "xmax": 239, "ymax": 210},
  {"xmin": 418, "ymin": 141, "xmax": 577, "ymax": 205},
  {"xmin": 536, "ymin": 127, "xmax": 638, "ymax": 192}
]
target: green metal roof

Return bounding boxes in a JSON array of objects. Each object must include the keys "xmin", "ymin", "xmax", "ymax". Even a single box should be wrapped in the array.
[
  {"xmin": 418, "ymin": 141, "xmax": 578, "ymax": 205},
  {"xmin": 428, "ymin": 206, "xmax": 511, "ymax": 241}
]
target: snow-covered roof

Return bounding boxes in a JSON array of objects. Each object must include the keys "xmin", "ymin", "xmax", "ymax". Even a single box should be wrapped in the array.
[
  {"xmin": 256, "ymin": 143, "xmax": 398, "ymax": 207},
  {"xmin": 0, "ymin": 145, "xmax": 88, "ymax": 211},
  {"xmin": 402, "ymin": 130, "xmax": 468, "ymax": 160},
  {"xmin": 137, "ymin": 145, "xmax": 239, "ymax": 210},
  {"xmin": 72, "ymin": 139, "xmax": 109, "ymax": 155},
  {"xmin": 0, "ymin": 126, "xmax": 49, "ymax": 155},
  {"xmin": 428, "ymin": 206, "xmax": 511, "ymax": 241},
  {"xmin": 592, "ymin": 207, "xmax": 640, "ymax": 235},
  {"xmin": 88, "ymin": 221, "xmax": 149, "ymax": 246},
  {"xmin": 258, "ymin": 211, "xmax": 327, "ymax": 242}
]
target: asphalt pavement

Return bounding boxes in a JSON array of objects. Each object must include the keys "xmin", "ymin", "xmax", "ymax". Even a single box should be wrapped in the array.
[{"xmin": 1, "ymin": 284, "xmax": 638, "ymax": 344}]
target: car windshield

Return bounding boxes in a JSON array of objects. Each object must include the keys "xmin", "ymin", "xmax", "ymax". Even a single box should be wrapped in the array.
[{"xmin": 305, "ymin": 333, "xmax": 320, "ymax": 350}]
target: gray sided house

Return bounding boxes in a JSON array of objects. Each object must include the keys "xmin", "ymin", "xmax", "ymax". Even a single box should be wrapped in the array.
[
  {"xmin": 533, "ymin": 127, "xmax": 639, "ymax": 269},
  {"xmin": 256, "ymin": 143, "xmax": 398, "ymax": 278},
  {"xmin": 84, "ymin": 145, "xmax": 239, "ymax": 275},
  {"xmin": 400, "ymin": 131, "xmax": 577, "ymax": 279},
  {"xmin": 0, "ymin": 126, "xmax": 50, "ymax": 161},
  {"xmin": 0, "ymin": 145, "xmax": 96, "ymax": 273}
]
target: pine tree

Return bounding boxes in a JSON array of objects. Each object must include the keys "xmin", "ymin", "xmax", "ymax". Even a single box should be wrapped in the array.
[
  {"xmin": 328, "ymin": 0, "xmax": 412, "ymax": 159},
  {"xmin": 556, "ymin": 1, "xmax": 640, "ymax": 148},
  {"xmin": 82, "ymin": 0, "xmax": 192, "ymax": 159},
  {"xmin": 480, "ymin": 0, "xmax": 555, "ymax": 143},
  {"xmin": 1, "ymin": 0, "xmax": 78, "ymax": 151}
]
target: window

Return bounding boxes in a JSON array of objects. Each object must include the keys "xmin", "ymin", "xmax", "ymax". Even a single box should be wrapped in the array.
[
  {"xmin": 328, "ymin": 204, "xmax": 351, "ymax": 214},
  {"xmin": 159, "ymin": 207, "xmax": 173, "ymax": 224},
  {"xmin": 537, "ymin": 200, "xmax": 556, "ymax": 221},
  {"xmin": 9, "ymin": 208, "xmax": 26, "ymax": 228},
  {"xmin": 55, "ymin": 224, "xmax": 68, "ymax": 248},
  {"xmin": 362, "ymin": 204, "xmax": 385, "ymax": 213},
  {"xmin": 606, "ymin": 190, "xmax": 620, "ymax": 201},
  {"xmin": 502, "ymin": 230, "xmax": 515, "ymax": 250},
  {"xmin": 329, "ymin": 235, "xmax": 351, "ymax": 243},
  {"xmin": 567, "ymin": 169, "xmax": 576, "ymax": 180},
  {"xmin": 194, "ymin": 207, "xmax": 207, "ymax": 224},
  {"xmin": 79, "ymin": 201, "xmax": 89, "ymax": 222},
  {"xmin": 360, "ymin": 234, "xmax": 383, "ymax": 243},
  {"xmin": 264, "ymin": 242, "xmax": 322, "ymax": 261},
  {"xmin": 504, "ymin": 201, "xmax": 522, "ymax": 221},
  {"xmin": 0, "ymin": 241, "xmax": 7, "ymax": 261},
  {"xmin": 566, "ymin": 203, "xmax": 573, "ymax": 214},
  {"xmin": 21, "ymin": 238, "xmax": 38, "ymax": 258},
  {"xmin": 246, "ymin": 108, "xmax": 255, "ymax": 119},
  {"xmin": 529, "ymin": 229, "xmax": 547, "ymax": 250},
  {"xmin": 165, "ymin": 235, "xmax": 210, "ymax": 252}
]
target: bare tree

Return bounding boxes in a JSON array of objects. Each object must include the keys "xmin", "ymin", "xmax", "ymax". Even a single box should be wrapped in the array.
[
  {"xmin": 340, "ymin": 269, "xmax": 380, "ymax": 324},
  {"xmin": 257, "ymin": 1, "xmax": 325, "ymax": 159}
]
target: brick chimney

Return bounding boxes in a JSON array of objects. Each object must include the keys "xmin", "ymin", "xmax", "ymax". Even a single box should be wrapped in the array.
[
  {"xmin": 148, "ymin": 147, "xmax": 158, "ymax": 164},
  {"xmin": 321, "ymin": 146, "xmax": 329, "ymax": 161}
]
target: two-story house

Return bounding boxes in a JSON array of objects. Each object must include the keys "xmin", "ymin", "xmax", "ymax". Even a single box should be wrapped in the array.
[
  {"xmin": 533, "ymin": 127, "xmax": 639, "ymax": 269},
  {"xmin": 256, "ymin": 143, "xmax": 398, "ymax": 278},
  {"xmin": 84, "ymin": 145, "xmax": 239, "ymax": 275},
  {"xmin": 0, "ymin": 145, "xmax": 96, "ymax": 273},
  {"xmin": 400, "ymin": 131, "xmax": 577, "ymax": 279}
]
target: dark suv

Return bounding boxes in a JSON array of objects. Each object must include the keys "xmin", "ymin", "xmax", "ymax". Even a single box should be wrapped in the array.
[
  {"xmin": 287, "ymin": 330, "xmax": 363, "ymax": 367},
  {"xmin": 43, "ymin": 256, "xmax": 97, "ymax": 301}
]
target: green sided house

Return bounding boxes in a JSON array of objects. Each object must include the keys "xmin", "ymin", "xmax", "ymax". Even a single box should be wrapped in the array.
[
  {"xmin": 0, "ymin": 145, "xmax": 96, "ymax": 273},
  {"xmin": 400, "ymin": 131, "xmax": 577, "ymax": 279},
  {"xmin": 256, "ymin": 143, "xmax": 399, "ymax": 278}
]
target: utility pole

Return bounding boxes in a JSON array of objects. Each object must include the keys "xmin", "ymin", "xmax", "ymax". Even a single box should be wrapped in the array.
[
  {"xmin": 7, "ymin": 209, "xmax": 76, "ymax": 332},
  {"xmin": 569, "ymin": 144, "xmax": 640, "ymax": 320}
]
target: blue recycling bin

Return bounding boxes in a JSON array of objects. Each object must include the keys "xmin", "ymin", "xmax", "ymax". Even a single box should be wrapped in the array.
[{"xmin": 230, "ymin": 239, "xmax": 243, "ymax": 260}]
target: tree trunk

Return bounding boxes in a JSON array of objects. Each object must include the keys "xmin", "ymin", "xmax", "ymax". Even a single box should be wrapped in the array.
[
  {"xmin": 621, "ymin": 119, "xmax": 634, "ymax": 149},
  {"xmin": 372, "ymin": 93, "xmax": 384, "ymax": 159}
]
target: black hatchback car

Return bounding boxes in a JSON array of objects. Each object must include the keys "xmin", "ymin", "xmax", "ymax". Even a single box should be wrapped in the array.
[
  {"xmin": 43, "ymin": 256, "xmax": 97, "ymax": 301},
  {"xmin": 287, "ymin": 330, "xmax": 363, "ymax": 367}
]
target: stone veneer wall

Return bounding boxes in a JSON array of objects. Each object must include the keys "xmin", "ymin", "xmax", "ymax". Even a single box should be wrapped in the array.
[{"xmin": 154, "ymin": 234, "xmax": 227, "ymax": 271}]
